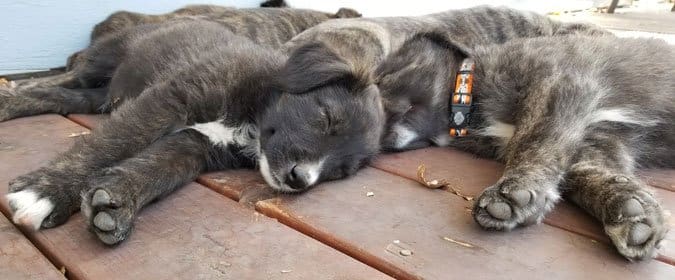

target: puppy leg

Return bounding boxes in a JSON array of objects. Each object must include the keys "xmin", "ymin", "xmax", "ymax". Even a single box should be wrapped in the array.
[
  {"xmin": 7, "ymin": 89, "xmax": 190, "ymax": 229},
  {"xmin": 472, "ymin": 81, "xmax": 599, "ymax": 230},
  {"xmin": 0, "ymin": 87, "xmax": 109, "ymax": 121},
  {"xmin": 566, "ymin": 133, "xmax": 666, "ymax": 261},
  {"xmin": 81, "ymin": 129, "xmax": 213, "ymax": 245},
  {"xmin": 9, "ymin": 71, "xmax": 82, "ymax": 91}
]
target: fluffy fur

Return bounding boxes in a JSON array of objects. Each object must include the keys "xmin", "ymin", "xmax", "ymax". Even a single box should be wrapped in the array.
[{"xmin": 375, "ymin": 33, "xmax": 674, "ymax": 260}]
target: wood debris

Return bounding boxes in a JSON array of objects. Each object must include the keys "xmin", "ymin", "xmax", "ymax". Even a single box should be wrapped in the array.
[
  {"xmin": 68, "ymin": 131, "xmax": 91, "ymax": 137},
  {"xmin": 416, "ymin": 164, "xmax": 474, "ymax": 201},
  {"xmin": 399, "ymin": 249, "xmax": 413, "ymax": 256},
  {"xmin": 0, "ymin": 78, "xmax": 8, "ymax": 87},
  {"xmin": 442, "ymin": 236, "xmax": 475, "ymax": 248}
]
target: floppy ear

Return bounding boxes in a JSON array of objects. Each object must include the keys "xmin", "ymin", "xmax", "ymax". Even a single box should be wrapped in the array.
[
  {"xmin": 282, "ymin": 42, "xmax": 356, "ymax": 94},
  {"xmin": 411, "ymin": 30, "xmax": 472, "ymax": 59}
]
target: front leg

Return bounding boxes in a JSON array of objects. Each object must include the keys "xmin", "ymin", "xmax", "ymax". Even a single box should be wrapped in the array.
[
  {"xmin": 7, "ymin": 88, "xmax": 189, "ymax": 229},
  {"xmin": 80, "ymin": 129, "xmax": 219, "ymax": 245},
  {"xmin": 566, "ymin": 133, "xmax": 666, "ymax": 260},
  {"xmin": 472, "ymin": 83, "xmax": 592, "ymax": 230}
]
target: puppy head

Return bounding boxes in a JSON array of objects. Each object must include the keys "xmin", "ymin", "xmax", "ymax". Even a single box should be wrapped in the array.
[
  {"xmin": 258, "ymin": 42, "xmax": 383, "ymax": 193},
  {"xmin": 375, "ymin": 31, "xmax": 470, "ymax": 151}
]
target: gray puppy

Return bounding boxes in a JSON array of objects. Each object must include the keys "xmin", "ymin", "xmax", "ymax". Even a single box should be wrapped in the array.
[
  {"xmin": 6, "ymin": 21, "xmax": 284, "ymax": 244},
  {"xmin": 375, "ymin": 33, "xmax": 674, "ymax": 260},
  {"xmin": 259, "ymin": 5, "xmax": 608, "ymax": 191}
]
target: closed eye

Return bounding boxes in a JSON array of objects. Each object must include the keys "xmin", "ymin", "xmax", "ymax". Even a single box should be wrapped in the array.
[{"xmin": 320, "ymin": 106, "xmax": 333, "ymax": 134}]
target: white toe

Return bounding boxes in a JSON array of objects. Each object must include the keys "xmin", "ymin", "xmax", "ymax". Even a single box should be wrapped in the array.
[{"xmin": 7, "ymin": 190, "xmax": 54, "ymax": 230}]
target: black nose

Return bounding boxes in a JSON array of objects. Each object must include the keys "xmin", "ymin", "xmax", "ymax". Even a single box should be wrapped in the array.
[{"xmin": 285, "ymin": 165, "xmax": 309, "ymax": 190}]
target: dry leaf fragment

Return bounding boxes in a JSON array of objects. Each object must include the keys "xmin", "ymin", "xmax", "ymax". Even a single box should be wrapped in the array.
[
  {"xmin": 442, "ymin": 236, "xmax": 475, "ymax": 248},
  {"xmin": 68, "ymin": 131, "xmax": 91, "ymax": 137},
  {"xmin": 416, "ymin": 164, "xmax": 474, "ymax": 201}
]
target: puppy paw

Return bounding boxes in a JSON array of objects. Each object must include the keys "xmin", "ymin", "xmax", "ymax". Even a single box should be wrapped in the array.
[
  {"xmin": 603, "ymin": 182, "xmax": 667, "ymax": 261},
  {"xmin": 81, "ymin": 182, "xmax": 135, "ymax": 245},
  {"xmin": 473, "ymin": 176, "xmax": 560, "ymax": 230},
  {"xmin": 7, "ymin": 172, "xmax": 77, "ymax": 229}
]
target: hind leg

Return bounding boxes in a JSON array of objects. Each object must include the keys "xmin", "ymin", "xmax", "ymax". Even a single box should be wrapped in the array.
[
  {"xmin": 566, "ymin": 133, "xmax": 666, "ymax": 260},
  {"xmin": 6, "ymin": 88, "xmax": 190, "ymax": 229},
  {"xmin": 0, "ymin": 87, "xmax": 109, "ymax": 121},
  {"xmin": 8, "ymin": 71, "xmax": 82, "ymax": 91}
]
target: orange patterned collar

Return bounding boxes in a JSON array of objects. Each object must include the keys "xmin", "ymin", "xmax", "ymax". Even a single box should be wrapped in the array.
[{"xmin": 449, "ymin": 58, "xmax": 475, "ymax": 137}]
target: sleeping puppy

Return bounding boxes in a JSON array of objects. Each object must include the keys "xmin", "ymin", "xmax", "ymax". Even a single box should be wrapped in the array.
[
  {"xmin": 65, "ymin": 4, "xmax": 237, "ymax": 70},
  {"xmin": 375, "ymin": 32, "xmax": 674, "ymax": 260},
  {"xmin": 6, "ymin": 20, "xmax": 381, "ymax": 245},
  {"xmin": 0, "ymin": 5, "xmax": 361, "ymax": 121},
  {"xmin": 67, "ymin": 2, "xmax": 360, "ymax": 70},
  {"xmin": 259, "ymin": 5, "xmax": 608, "ymax": 190}
]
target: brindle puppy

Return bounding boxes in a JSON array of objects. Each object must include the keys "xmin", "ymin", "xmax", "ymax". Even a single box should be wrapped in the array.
[
  {"xmin": 375, "ymin": 32, "xmax": 674, "ymax": 260},
  {"xmin": 66, "ymin": 4, "xmax": 237, "ymax": 70},
  {"xmin": 0, "ymin": 5, "xmax": 361, "ymax": 121},
  {"xmin": 259, "ymin": 5, "xmax": 608, "ymax": 191}
]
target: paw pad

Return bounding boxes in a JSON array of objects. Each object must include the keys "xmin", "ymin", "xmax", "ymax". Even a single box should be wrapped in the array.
[
  {"xmin": 627, "ymin": 223, "xmax": 652, "ymax": 246},
  {"xmin": 93, "ymin": 212, "xmax": 116, "ymax": 231},
  {"xmin": 92, "ymin": 189, "xmax": 113, "ymax": 207},
  {"xmin": 486, "ymin": 202, "xmax": 512, "ymax": 220},
  {"xmin": 621, "ymin": 198, "xmax": 644, "ymax": 218}
]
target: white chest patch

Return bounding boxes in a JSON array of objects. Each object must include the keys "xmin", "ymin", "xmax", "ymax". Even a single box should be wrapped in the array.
[
  {"xmin": 188, "ymin": 121, "xmax": 254, "ymax": 147},
  {"xmin": 392, "ymin": 124, "xmax": 419, "ymax": 150},
  {"xmin": 480, "ymin": 121, "xmax": 516, "ymax": 143}
]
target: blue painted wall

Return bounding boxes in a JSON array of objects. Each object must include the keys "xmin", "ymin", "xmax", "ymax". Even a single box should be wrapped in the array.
[{"xmin": 0, "ymin": 0, "xmax": 261, "ymax": 74}]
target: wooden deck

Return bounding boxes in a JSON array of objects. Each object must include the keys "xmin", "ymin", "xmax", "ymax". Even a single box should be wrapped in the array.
[{"xmin": 1, "ymin": 112, "xmax": 674, "ymax": 279}]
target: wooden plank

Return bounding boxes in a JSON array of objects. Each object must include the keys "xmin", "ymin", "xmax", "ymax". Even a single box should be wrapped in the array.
[
  {"xmin": 19, "ymin": 184, "xmax": 390, "ymax": 279},
  {"xmin": 67, "ymin": 114, "xmax": 109, "ymax": 129},
  {"xmin": 256, "ymin": 167, "xmax": 675, "ymax": 279},
  {"xmin": 0, "ymin": 115, "xmax": 390, "ymax": 279},
  {"xmin": 0, "ymin": 115, "xmax": 87, "ymax": 219},
  {"xmin": 0, "ymin": 214, "xmax": 65, "ymax": 280},
  {"xmin": 198, "ymin": 170, "xmax": 275, "ymax": 204},
  {"xmin": 640, "ymin": 169, "xmax": 675, "ymax": 192},
  {"xmin": 369, "ymin": 147, "xmax": 675, "ymax": 264}
]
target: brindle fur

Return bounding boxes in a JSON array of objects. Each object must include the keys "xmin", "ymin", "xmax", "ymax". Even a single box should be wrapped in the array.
[
  {"xmin": 0, "ymin": 5, "xmax": 361, "ymax": 121},
  {"xmin": 262, "ymin": 5, "xmax": 608, "ymax": 187},
  {"xmin": 375, "ymin": 32, "xmax": 674, "ymax": 260}
]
